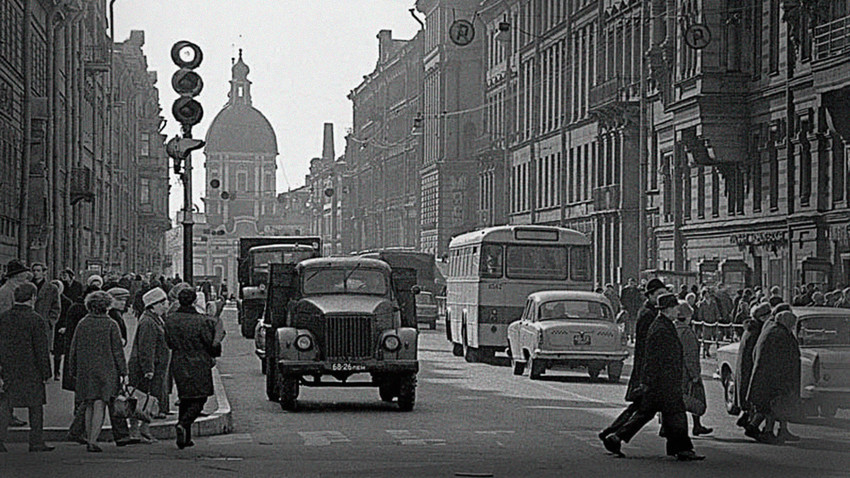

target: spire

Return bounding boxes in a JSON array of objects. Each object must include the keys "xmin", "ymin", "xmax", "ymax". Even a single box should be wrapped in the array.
[
  {"xmin": 228, "ymin": 48, "xmax": 252, "ymax": 106},
  {"xmin": 322, "ymin": 123, "xmax": 335, "ymax": 161}
]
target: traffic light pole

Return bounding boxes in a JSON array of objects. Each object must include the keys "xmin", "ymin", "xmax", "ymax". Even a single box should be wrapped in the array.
[{"xmin": 182, "ymin": 128, "xmax": 194, "ymax": 286}]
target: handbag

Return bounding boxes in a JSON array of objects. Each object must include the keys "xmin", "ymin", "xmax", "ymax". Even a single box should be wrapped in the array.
[
  {"xmin": 683, "ymin": 380, "xmax": 707, "ymax": 416},
  {"xmin": 112, "ymin": 387, "xmax": 137, "ymax": 420},
  {"xmin": 126, "ymin": 385, "xmax": 159, "ymax": 423}
]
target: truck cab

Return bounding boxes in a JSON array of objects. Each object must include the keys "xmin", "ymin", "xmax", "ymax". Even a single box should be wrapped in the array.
[{"xmin": 262, "ymin": 257, "xmax": 420, "ymax": 411}]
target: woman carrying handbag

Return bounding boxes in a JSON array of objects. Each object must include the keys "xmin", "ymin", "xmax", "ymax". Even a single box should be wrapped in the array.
[{"xmin": 675, "ymin": 301, "xmax": 713, "ymax": 436}]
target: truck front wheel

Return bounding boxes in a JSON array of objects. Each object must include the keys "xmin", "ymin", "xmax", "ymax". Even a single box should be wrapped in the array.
[
  {"xmin": 279, "ymin": 375, "xmax": 299, "ymax": 411},
  {"xmin": 379, "ymin": 380, "xmax": 399, "ymax": 402},
  {"xmin": 397, "ymin": 373, "xmax": 416, "ymax": 412}
]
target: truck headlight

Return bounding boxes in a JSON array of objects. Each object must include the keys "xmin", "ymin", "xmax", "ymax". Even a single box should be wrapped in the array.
[
  {"xmin": 382, "ymin": 335, "xmax": 401, "ymax": 352},
  {"xmin": 295, "ymin": 334, "xmax": 313, "ymax": 351}
]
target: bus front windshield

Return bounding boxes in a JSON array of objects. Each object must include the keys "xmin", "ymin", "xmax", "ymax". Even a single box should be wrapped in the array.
[
  {"xmin": 505, "ymin": 245, "xmax": 567, "ymax": 280},
  {"xmin": 302, "ymin": 268, "xmax": 388, "ymax": 296}
]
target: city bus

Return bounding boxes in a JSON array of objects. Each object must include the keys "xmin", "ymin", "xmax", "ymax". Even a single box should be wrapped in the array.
[{"xmin": 446, "ymin": 225, "xmax": 593, "ymax": 362}]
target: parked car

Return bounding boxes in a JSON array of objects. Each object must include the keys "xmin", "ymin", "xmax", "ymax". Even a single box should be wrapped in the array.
[
  {"xmin": 507, "ymin": 291, "xmax": 629, "ymax": 382},
  {"xmin": 716, "ymin": 307, "xmax": 850, "ymax": 418},
  {"xmin": 416, "ymin": 291, "xmax": 438, "ymax": 330}
]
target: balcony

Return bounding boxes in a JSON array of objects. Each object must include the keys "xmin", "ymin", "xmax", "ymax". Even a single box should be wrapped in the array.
[
  {"xmin": 815, "ymin": 15, "xmax": 850, "ymax": 63},
  {"xmin": 84, "ymin": 45, "xmax": 111, "ymax": 73},
  {"xmin": 589, "ymin": 76, "xmax": 634, "ymax": 111},
  {"xmin": 592, "ymin": 185, "xmax": 620, "ymax": 212},
  {"xmin": 70, "ymin": 167, "xmax": 94, "ymax": 205}
]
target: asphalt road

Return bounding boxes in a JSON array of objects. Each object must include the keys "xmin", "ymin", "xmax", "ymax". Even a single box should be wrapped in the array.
[{"xmin": 2, "ymin": 305, "xmax": 849, "ymax": 477}]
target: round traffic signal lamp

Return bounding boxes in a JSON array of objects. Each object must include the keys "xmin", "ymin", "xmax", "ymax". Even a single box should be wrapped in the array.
[
  {"xmin": 220, "ymin": 191, "xmax": 230, "ymax": 200},
  {"xmin": 172, "ymin": 69, "xmax": 204, "ymax": 96},
  {"xmin": 210, "ymin": 179, "xmax": 220, "ymax": 189},
  {"xmin": 171, "ymin": 41, "xmax": 203, "ymax": 69},
  {"xmin": 172, "ymin": 97, "xmax": 204, "ymax": 126}
]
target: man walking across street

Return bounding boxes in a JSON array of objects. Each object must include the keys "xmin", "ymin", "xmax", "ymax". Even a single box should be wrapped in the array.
[
  {"xmin": 0, "ymin": 260, "xmax": 34, "ymax": 428},
  {"xmin": 735, "ymin": 302, "xmax": 772, "ymax": 434},
  {"xmin": 619, "ymin": 278, "xmax": 643, "ymax": 343},
  {"xmin": 0, "ymin": 282, "xmax": 54, "ymax": 452},
  {"xmin": 32, "ymin": 263, "xmax": 61, "ymax": 365},
  {"xmin": 598, "ymin": 278, "xmax": 667, "ymax": 440},
  {"xmin": 601, "ymin": 293, "xmax": 704, "ymax": 461}
]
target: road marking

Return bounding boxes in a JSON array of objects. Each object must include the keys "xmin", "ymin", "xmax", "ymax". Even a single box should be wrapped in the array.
[
  {"xmin": 205, "ymin": 433, "xmax": 253, "ymax": 446},
  {"xmin": 475, "ymin": 430, "xmax": 515, "ymax": 448},
  {"xmin": 524, "ymin": 405, "xmax": 622, "ymax": 419},
  {"xmin": 386, "ymin": 429, "xmax": 446, "ymax": 446},
  {"xmin": 298, "ymin": 431, "xmax": 350, "ymax": 446},
  {"xmin": 456, "ymin": 395, "xmax": 486, "ymax": 400},
  {"xmin": 529, "ymin": 381, "xmax": 614, "ymax": 404}
]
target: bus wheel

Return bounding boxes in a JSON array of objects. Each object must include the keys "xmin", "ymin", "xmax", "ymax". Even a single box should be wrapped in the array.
[
  {"xmin": 462, "ymin": 330, "xmax": 479, "ymax": 363},
  {"xmin": 452, "ymin": 343, "xmax": 464, "ymax": 357}
]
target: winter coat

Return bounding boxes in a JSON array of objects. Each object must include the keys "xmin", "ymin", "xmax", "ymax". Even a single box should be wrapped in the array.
[
  {"xmin": 747, "ymin": 320, "xmax": 801, "ymax": 414},
  {"xmin": 675, "ymin": 320, "xmax": 706, "ymax": 414},
  {"xmin": 0, "ymin": 305, "xmax": 51, "ymax": 407},
  {"xmin": 108, "ymin": 308, "xmax": 128, "ymax": 345},
  {"xmin": 696, "ymin": 296, "xmax": 721, "ymax": 324},
  {"xmin": 67, "ymin": 314, "xmax": 127, "ymax": 402},
  {"xmin": 165, "ymin": 308, "xmax": 221, "ymax": 399},
  {"xmin": 639, "ymin": 315, "xmax": 686, "ymax": 414},
  {"xmin": 715, "ymin": 288, "xmax": 734, "ymax": 323},
  {"xmin": 625, "ymin": 302, "xmax": 656, "ymax": 401},
  {"xmin": 734, "ymin": 317, "xmax": 764, "ymax": 411},
  {"xmin": 0, "ymin": 280, "xmax": 21, "ymax": 313},
  {"xmin": 620, "ymin": 285, "xmax": 644, "ymax": 317},
  {"xmin": 52, "ymin": 294, "xmax": 73, "ymax": 355},
  {"xmin": 128, "ymin": 310, "xmax": 170, "ymax": 394},
  {"xmin": 603, "ymin": 290, "xmax": 622, "ymax": 315},
  {"xmin": 63, "ymin": 279, "xmax": 84, "ymax": 304},
  {"xmin": 34, "ymin": 279, "xmax": 61, "ymax": 350}
]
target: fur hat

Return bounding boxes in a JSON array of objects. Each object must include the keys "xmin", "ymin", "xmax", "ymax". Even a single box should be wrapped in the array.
[
  {"xmin": 142, "ymin": 287, "xmax": 167, "ymax": 308},
  {"xmin": 87, "ymin": 275, "xmax": 104, "ymax": 287},
  {"xmin": 750, "ymin": 302, "xmax": 771, "ymax": 320},
  {"xmin": 106, "ymin": 287, "xmax": 130, "ymax": 301},
  {"xmin": 657, "ymin": 293, "xmax": 679, "ymax": 310},
  {"xmin": 4, "ymin": 260, "xmax": 30, "ymax": 279}
]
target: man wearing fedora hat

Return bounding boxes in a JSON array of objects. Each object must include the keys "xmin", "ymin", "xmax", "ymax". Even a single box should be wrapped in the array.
[
  {"xmin": 599, "ymin": 278, "xmax": 668, "ymax": 440},
  {"xmin": 0, "ymin": 260, "xmax": 34, "ymax": 428},
  {"xmin": 602, "ymin": 293, "xmax": 704, "ymax": 461}
]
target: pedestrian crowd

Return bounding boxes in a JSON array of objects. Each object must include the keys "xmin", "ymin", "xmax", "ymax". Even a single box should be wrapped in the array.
[
  {"xmin": 598, "ymin": 276, "xmax": 812, "ymax": 461},
  {"xmin": 0, "ymin": 259, "xmax": 225, "ymax": 453}
]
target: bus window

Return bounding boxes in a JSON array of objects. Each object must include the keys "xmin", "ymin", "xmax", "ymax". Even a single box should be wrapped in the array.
[
  {"xmin": 480, "ymin": 244, "xmax": 503, "ymax": 278},
  {"xmin": 570, "ymin": 246, "xmax": 591, "ymax": 281},
  {"xmin": 506, "ymin": 245, "xmax": 568, "ymax": 280}
]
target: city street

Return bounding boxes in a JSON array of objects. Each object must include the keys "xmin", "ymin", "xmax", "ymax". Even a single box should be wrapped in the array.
[{"xmin": 1, "ymin": 305, "xmax": 848, "ymax": 477}]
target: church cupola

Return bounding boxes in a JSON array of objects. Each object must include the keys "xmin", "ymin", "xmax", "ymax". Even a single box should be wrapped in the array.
[{"xmin": 228, "ymin": 48, "xmax": 252, "ymax": 106}]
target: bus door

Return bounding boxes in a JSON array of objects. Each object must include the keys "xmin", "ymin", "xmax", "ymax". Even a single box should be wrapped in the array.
[{"xmin": 392, "ymin": 267, "xmax": 418, "ymax": 328}]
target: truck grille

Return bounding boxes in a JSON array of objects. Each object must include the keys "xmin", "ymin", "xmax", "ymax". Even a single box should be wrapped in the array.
[{"xmin": 325, "ymin": 315, "xmax": 373, "ymax": 360}]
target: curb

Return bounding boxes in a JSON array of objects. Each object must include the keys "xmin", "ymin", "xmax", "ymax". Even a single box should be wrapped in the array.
[{"xmin": 6, "ymin": 367, "xmax": 233, "ymax": 443}]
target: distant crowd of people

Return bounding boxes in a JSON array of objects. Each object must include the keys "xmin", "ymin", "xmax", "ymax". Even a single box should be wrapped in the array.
[
  {"xmin": 598, "ymin": 277, "xmax": 809, "ymax": 461},
  {"xmin": 0, "ymin": 260, "xmax": 226, "ymax": 453}
]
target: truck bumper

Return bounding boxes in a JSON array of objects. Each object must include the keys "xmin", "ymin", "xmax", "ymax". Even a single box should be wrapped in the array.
[{"xmin": 277, "ymin": 360, "xmax": 419, "ymax": 375}]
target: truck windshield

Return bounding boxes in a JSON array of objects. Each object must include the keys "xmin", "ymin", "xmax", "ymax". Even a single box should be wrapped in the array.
[
  {"xmin": 253, "ymin": 249, "xmax": 316, "ymax": 267},
  {"xmin": 302, "ymin": 268, "xmax": 388, "ymax": 296}
]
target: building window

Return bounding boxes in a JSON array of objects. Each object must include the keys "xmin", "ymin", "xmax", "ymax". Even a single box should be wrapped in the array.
[
  {"xmin": 769, "ymin": 0, "xmax": 780, "ymax": 73},
  {"xmin": 140, "ymin": 133, "xmax": 149, "ymax": 157},
  {"xmin": 753, "ymin": 0, "xmax": 762, "ymax": 79},
  {"xmin": 753, "ymin": 146, "xmax": 762, "ymax": 213},
  {"xmin": 711, "ymin": 168, "xmax": 720, "ymax": 217},
  {"xmin": 799, "ymin": 140, "xmax": 810, "ymax": 206},
  {"xmin": 833, "ymin": 136, "xmax": 845, "ymax": 203},
  {"xmin": 237, "ymin": 172, "xmax": 248, "ymax": 192},
  {"xmin": 770, "ymin": 145, "xmax": 780, "ymax": 209},
  {"xmin": 140, "ymin": 178, "xmax": 150, "ymax": 204},
  {"xmin": 697, "ymin": 166, "xmax": 705, "ymax": 218},
  {"xmin": 683, "ymin": 163, "xmax": 691, "ymax": 219}
]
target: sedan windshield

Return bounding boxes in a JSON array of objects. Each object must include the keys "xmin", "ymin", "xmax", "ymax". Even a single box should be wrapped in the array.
[
  {"xmin": 798, "ymin": 316, "xmax": 850, "ymax": 346},
  {"xmin": 302, "ymin": 268, "xmax": 388, "ymax": 296},
  {"xmin": 539, "ymin": 300, "xmax": 612, "ymax": 321}
]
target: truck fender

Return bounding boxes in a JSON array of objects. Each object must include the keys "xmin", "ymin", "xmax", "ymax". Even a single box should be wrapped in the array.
[
  {"xmin": 275, "ymin": 327, "xmax": 319, "ymax": 362},
  {"xmin": 378, "ymin": 327, "xmax": 417, "ymax": 360}
]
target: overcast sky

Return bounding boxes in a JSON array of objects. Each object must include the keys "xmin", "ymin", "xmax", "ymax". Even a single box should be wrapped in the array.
[{"xmin": 114, "ymin": 1, "xmax": 421, "ymax": 221}]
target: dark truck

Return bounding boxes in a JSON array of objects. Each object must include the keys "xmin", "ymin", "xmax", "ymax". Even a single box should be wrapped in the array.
[
  {"xmin": 261, "ymin": 257, "xmax": 420, "ymax": 411},
  {"xmin": 237, "ymin": 236, "xmax": 322, "ymax": 338},
  {"xmin": 359, "ymin": 250, "xmax": 438, "ymax": 329}
]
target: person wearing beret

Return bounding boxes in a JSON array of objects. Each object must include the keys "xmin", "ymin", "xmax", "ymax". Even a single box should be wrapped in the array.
[
  {"xmin": 735, "ymin": 301, "xmax": 772, "ymax": 434},
  {"xmin": 602, "ymin": 293, "xmax": 704, "ymax": 461}
]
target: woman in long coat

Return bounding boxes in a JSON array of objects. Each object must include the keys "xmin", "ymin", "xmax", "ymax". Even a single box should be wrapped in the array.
[
  {"xmin": 61, "ymin": 285, "xmax": 100, "ymax": 393},
  {"xmin": 746, "ymin": 310, "xmax": 801, "ymax": 443},
  {"xmin": 165, "ymin": 288, "xmax": 221, "ymax": 449},
  {"xmin": 51, "ymin": 280, "xmax": 72, "ymax": 381},
  {"xmin": 128, "ymin": 288, "xmax": 171, "ymax": 442},
  {"xmin": 674, "ymin": 302, "xmax": 712, "ymax": 436},
  {"xmin": 67, "ymin": 291, "xmax": 128, "ymax": 452},
  {"xmin": 734, "ymin": 302, "xmax": 772, "ymax": 430}
]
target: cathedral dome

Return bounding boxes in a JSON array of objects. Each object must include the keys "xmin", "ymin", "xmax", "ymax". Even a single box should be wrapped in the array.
[{"xmin": 204, "ymin": 50, "xmax": 277, "ymax": 155}]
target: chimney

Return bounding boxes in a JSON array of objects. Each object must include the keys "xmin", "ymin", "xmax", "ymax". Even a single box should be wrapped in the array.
[
  {"xmin": 321, "ymin": 123, "xmax": 334, "ymax": 161},
  {"xmin": 377, "ymin": 29, "xmax": 392, "ymax": 62}
]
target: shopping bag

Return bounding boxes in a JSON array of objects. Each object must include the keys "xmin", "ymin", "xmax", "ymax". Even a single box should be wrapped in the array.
[
  {"xmin": 683, "ymin": 380, "xmax": 707, "ymax": 416},
  {"xmin": 112, "ymin": 387, "xmax": 137, "ymax": 420},
  {"xmin": 126, "ymin": 386, "xmax": 159, "ymax": 423}
]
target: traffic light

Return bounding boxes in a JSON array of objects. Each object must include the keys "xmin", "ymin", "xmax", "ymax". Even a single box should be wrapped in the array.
[
  {"xmin": 167, "ymin": 136, "xmax": 205, "ymax": 174},
  {"xmin": 171, "ymin": 41, "xmax": 204, "ymax": 128}
]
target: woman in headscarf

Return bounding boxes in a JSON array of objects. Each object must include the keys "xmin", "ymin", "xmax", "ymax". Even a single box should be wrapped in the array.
[
  {"xmin": 165, "ymin": 288, "xmax": 221, "ymax": 449},
  {"xmin": 674, "ymin": 301, "xmax": 712, "ymax": 436},
  {"xmin": 67, "ymin": 291, "xmax": 128, "ymax": 452}
]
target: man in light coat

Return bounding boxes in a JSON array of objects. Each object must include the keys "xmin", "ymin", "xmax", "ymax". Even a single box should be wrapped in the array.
[{"xmin": 31, "ymin": 262, "xmax": 61, "ymax": 355}]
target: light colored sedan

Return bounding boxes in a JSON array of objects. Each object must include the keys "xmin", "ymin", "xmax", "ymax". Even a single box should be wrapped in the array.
[
  {"xmin": 716, "ymin": 307, "xmax": 850, "ymax": 418},
  {"xmin": 507, "ymin": 291, "xmax": 629, "ymax": 382}
]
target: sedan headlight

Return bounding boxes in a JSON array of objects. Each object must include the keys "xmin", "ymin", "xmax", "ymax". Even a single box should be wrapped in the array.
[
  {"xmin": 382, "ymin": 334, "xmax": 401, "ymax": 352},
  {"xmin": 295, "ymin": 334, "xmax": 313, "ymax": 351}
]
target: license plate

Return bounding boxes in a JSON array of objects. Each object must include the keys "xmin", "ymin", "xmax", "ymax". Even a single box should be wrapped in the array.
[
  {"xmin": 573, "ymin": 334, "xmax": 591, "ymax": 346},
  {"xmin": 330, "ymin": 363, "xmax": 366, "ymax": 372}
]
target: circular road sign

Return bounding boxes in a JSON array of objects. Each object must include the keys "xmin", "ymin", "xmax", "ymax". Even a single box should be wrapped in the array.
[
  {"xmin": 684, "ymin": 23, "xmax": 711, "ymax": 50},
  {"xmin": 449, "ymin": 20, "xmax": 475, "ymax": 46}
]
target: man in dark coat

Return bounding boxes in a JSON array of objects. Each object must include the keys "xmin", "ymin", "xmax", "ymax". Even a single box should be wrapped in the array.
[
  {"xmin": 601, "ymin": 293, "xmax": 704, "ymax": 461},
  {"xmin": 32, "ymin": 262, "xmax": 61, "ymax": 357},
  {"xmin": 165, "ymin": 288, "xmax": 221, "ymax": 449},
  {"xmin": 0, "ymin": 283, "xmax": 54, "ymax": 452},
  {"xmin": 598, "ymin": 278, "xmax": 666, "ymax": 439},
  {"xmin": 746, "ymin": 310, "xmax": 801, "ymax": 444},
  {"xmin": 734, "ymin": 301, "xmax": 772, "ymax": 431},
  {"xmin": 60, "ymin": 269, "xmax": 84, "ymax": 305}
]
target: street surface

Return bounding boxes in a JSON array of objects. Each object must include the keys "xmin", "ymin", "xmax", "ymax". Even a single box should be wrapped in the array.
[{"xmin": 1, "ymin": 305, "xmax": 848, "ymax": 477}]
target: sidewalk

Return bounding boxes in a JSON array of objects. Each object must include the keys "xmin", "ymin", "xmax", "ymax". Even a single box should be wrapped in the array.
[{"xmin": 6, "ymin": 311, "xmax": 232, "ymax": 443}]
